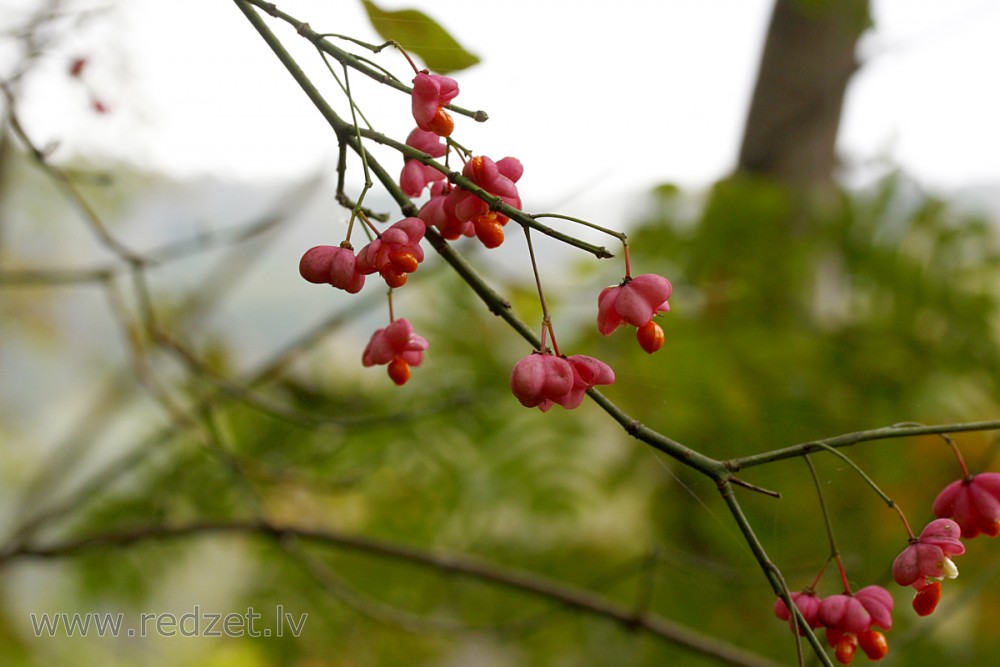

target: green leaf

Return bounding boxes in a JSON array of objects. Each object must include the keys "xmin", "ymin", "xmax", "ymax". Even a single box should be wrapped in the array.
[{"xmin": 360, "ymin": 0, "xmax": 480, "ymax": 74}]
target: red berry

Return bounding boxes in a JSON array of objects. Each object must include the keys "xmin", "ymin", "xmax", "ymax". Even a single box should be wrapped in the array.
[
  {"xmin": 467, "ymin": 156, "xmax": 486, "ymax": 183},
  {"xmin": 388, "ymin": 250, "xmax": 419, "ymax": 274},
  {"xmin": 858, "ymin": 630, "xmax": 889, "ymax": 661},
  {"xmin": 474, "ymin": 215, "xmax": 505, "ymax": 249},
  {"xmin": 834, "ymin": 634, "xmax": 857, "ymax": 665},
  {"xmin": 427, "ymin": 107, "xmax": 454, "ymax": 137},
  {"xmin": 912, "ymin": 581, "xmax": 942, "ymax": 616},
  {"xmin": 636, "ymin": 320, "xmax": 665, "ymax": 354},
  {"xmin": 387, "ymin": 358, "xmax": 411, "ymax": 385},
  {"xmin": 382, "ymin": 268, "xmax": 408, "ymax": 288}
]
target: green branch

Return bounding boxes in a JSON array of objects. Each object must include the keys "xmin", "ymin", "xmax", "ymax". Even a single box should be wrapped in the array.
[{"xmin": 728, "ymin": 420, "xmax": 1000, "ymax": 471}]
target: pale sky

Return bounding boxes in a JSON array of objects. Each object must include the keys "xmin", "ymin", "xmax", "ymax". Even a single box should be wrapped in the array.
[{"xmin": 10, "ymin": 0, "xmax": 1000, "ymax": 207}]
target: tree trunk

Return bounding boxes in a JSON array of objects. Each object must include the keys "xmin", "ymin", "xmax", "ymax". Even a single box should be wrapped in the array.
[{"xmin": 737, "ymin": 0, "xmax": 870, "ymax": 188}]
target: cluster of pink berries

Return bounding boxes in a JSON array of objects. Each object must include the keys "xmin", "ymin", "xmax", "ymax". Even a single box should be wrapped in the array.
[
  {"xmin": 419, "ymin": 154, "xmax": 523, "ymax": 248},
  {"xmin": 509, "ymin": 273, "xmax": 672, "ymax": 410},
  {"xmin": 299, "ymin": 216, "xmax": 426, "ymax": 292},
  {"xmin": 774, "ymin": 586, "xmax": 892, "ymax": 664},
  {"xmin": 891, "ymin": 472, "xmax": 1000, "ymax": 616},
  {"xmin": 403, "ymin": 73, "xmax": 525, "ymax": 249},
  {"xmin": 774, "ymin": 470, "xmax": 1000, "ymax": 663},
  {"xmin": 298, "ymin": 65, "xmax": 672, "ymax": 400},
  {"xmin": 299, "ymin": 219, "xmax": 428, "ymax": 386}
]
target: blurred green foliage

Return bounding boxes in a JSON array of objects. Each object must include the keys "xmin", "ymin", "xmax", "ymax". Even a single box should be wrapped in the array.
[{"xmin": 4, "ymin": 171, "xmax": 1000, "ymax": 667}]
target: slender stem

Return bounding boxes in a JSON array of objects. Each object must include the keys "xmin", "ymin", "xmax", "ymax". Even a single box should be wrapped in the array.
[
  {"xmin": 523, "ymin": 227, "xmax": 558, "ymax": 354},
  {"xmin": 834, "ymin": 555, "xmax": 852, "ymax": 595},
  {"xmin": 447, "ymin": 136, "xmax": 473, "ymax": 161},
  {"xmin": 335, "ymin": 142, "xmax": 388, "ymax": 223},
  {"xmin": 808, "ymin": 559, "xmax": 830, "ymax": 592},
  {"xmin": 316, "ymin": 34, "xmax": 405, "ymax": 84},
  {"xmin": 944, "ymin": 433, "xmax": 972, "ymax": 479},
  {"xmin": 727, "ymin": 475, "xmax": 781, "ymax": 498},
  {"xmin": 394, "ymin": 42, "xmax": 420, "ymax": 75},
  {"xmin": 336, "ymin": 61, "xmax": 379, "ymax": 240},
  {"xmin": 530, "ymin": 212, "xmax": 627, "ymax": 242},
  {"xmin": 316, "ymin": 34, "xmax": 395, "ymax": 56},
  {"xmin": 813, "ymin": 443, "xmax": 915, "ymax": 539},
  {"xmin": 317, "ymin": 48, "xmax": 374, "ymax": 131},
  {"xmin": 544, "ymin": 320, "xmax": 559, "ymax": 356},
  {"xmin": 356, "ymin": 210, "xmax": 380, "ymax": 238},
  {"xmin": 893, "ymin": 422, "xmax": 973, "ymax": 480},
  {"xmin": 804, "ymin": 455, "xmax": 839, "ymax": 559},
  {"xmin": 343, "ymin": 63, "xmax": 372, "ymax": 180}
]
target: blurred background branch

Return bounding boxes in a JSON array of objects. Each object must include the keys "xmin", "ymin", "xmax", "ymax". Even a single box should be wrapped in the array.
[{"xmin": 2, "ymin": 1, "xmax": 1000, "ymax": 666}]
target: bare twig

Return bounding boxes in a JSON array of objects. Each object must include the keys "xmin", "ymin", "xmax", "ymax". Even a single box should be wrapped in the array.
[{"xmin": 2, "ymin": 83, "xmax": 144, "ymax": 263}]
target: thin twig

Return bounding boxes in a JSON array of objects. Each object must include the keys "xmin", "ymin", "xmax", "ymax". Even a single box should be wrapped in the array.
[
  {"xmin": 2, "ymin": 83, "xmax": 144, "ymax": 263},
  {"xmin": 237, "ymin": 0, "xmax": 487, "ymax": 122}
]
